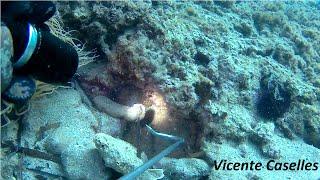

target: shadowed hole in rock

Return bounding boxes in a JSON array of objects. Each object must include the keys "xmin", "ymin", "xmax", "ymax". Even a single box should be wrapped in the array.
[
  {"xmin": 194, "ymin": 81, "xmax": 213, "ymax": 105},
  {"xmin": 112, "ymin": 84, "xmax": 204, "ymax": 158},
  {"xmin": 256, "ymin": 76, "xmax": 291, "ymax": 120},
  {"xmin": 194, "ymin": 52, "xmax": 211, "ymax": 66},
  {"xmin": 108, "ymin": 168, "xmax": 123, "ymax": 179},
  {"xmin": 77, "ymin": 74, "xmax": 204, "ymax": 158}
]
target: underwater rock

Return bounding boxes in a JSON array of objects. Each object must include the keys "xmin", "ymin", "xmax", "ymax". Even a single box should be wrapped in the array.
[
  {"xmin": 201, "ymin": 103, "xmax": 254, "ymax": 143},
  {"xmin": 55, "ymin": 1, "xmax": 151, "ymax": 48},
  {"xmin": 204, "ymin": 139, "xmax": 320, "ymax": 179},
  {"xmin": 60, "ymin": 143, "xmax": 109, "ymax": 179},
  {"xmin": 256, "ymin": 66, "xmax": 320, "ymax": 147},
  {"xmin": 214, "ymin": 0, "xmax": 236, "ymax": 8},
  {"xmin": 250, "ymin": 123, "xmax": 282, "ymax": 159},
  {"xmin": 158, "ymin": 157, "xmax": 210, "ymax": 180},
  {"xmin": 51, "ymin": 1, "xmax": 319, "ymax": 179},
  {"xmin": 94, "ymin": 133, "xmax": 164, "ymax": 179},
  {"xmin": 22, "ymin": 156, "xmax": 64, "ymax": 179},
  {"xmin": 93, "ymin": 111, "xmax": 122, "ymax": 137},
  {"xmin": 0, "ymin": 152, "xmax": 19, "ymax": 179},
  {"xmin": 94, "ymin": 132, "xmax": 144, "ymax": 174},
  {"xmin": 280, "ymin": 104, "xmax": 320, "ymax": 148},
  {"xmin": 21, "ymin": 89, "xmax": 112, "ymax": 179},
  {"xmin": 0, "ymin": 23, "xmax": 13, "ymax": 93}
]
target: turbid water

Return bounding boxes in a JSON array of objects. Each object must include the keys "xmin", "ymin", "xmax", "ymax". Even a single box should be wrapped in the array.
[{"xmin": 1, "ymin": 1, "xmax": 319, "ymax": 179}]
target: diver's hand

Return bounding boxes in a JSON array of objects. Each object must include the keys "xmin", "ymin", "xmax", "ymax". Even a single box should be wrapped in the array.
[
  {"xmin": 2, "ymin": 1, "xmax": 78, "ymax": 84},
  {"xmin": 126, "ymin": 104, "xmax": 146, "ymax": 122},
  {"xmin": 1, "ymin": 1, "xmax": 55, "ymax": 103},
  {"xmin": 93, "ymin": 95, "xmax": 147, "ymax": 122}
]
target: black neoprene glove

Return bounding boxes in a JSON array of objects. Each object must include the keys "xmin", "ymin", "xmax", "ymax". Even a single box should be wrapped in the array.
[{"xmin": 1, "ymin": 1, "xmax": 79, "ymax": 104}]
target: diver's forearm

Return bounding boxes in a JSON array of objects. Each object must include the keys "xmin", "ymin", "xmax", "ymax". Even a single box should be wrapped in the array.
[{"xmin": 93, "ymin": 95, "xmax": 145, "ymax": 122}]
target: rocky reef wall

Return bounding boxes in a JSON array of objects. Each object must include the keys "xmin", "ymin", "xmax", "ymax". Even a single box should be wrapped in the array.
[{"xmin": 1, "ymin": 1, "xmax": 319, "ymax": 179}]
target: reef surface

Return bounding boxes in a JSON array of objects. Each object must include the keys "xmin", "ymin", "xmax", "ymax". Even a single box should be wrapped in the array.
[{"xmin": 1, "ymin": 1, "xmax": 320, "ymax": 179}]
